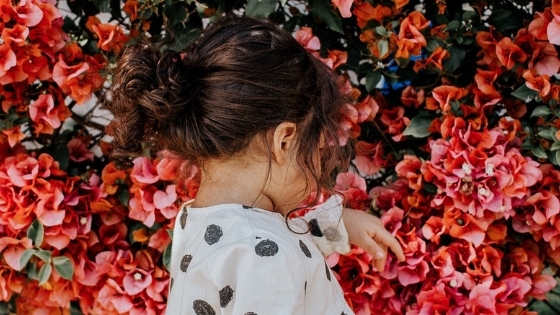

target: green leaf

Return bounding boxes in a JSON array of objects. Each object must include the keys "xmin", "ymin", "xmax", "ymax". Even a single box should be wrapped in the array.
[
  {"xmin": 551, "ymin": 142, "xmax": 560, "ymax": 152},
  {"xmin": 538, "ymin": 129, "xmax": 555, "ymax": 141},
  {"xmin": 445, "ymin": 20, "xmax": 461, "ymax": 32},
  {"xmin": 26, "ymin": 260, "xmax": 39, "ymax": 280},
  {"xmin": 309, "ymin": 0, "xmax": 344, "ymax": 34},
  {"xmin": 44, "ymin": 143, "xmax": 69, "ymax": 171},
  {"xmin": 53, "ymin": 256, "xmax": 74, "ymax": 280},
  {"xmin": 38, "ymin": 263, "xmax": 52, "ymax": 286},
  {"xmin": 488, "ymin": 9, "xmax": 512, "ymax": 24},
  {"xmin": 423, "ymin": 183, "xmax": 437, "ymax": 194},
  {"xmin": 443, "ymin": 45, "xmax": 466, "ymax": 73},
  {"xmin": 27, "ymin": 219, "xmax": 44, "ymax": 247},
  {"xmin": 19, "ymin": 249, "xmax": 36, "ymax": 270},
  {"xmin": 91, "ymin": 0, "xmax": 110, "ymax": 12},
  {"xmin": 529, "ymin": 277, "xmax": 560, "ymax": 313},
  {"xmin": 365, "ymin": 71, "xmax": 382, "ymax": 93},
  {"xmin": 374, "ymin": 26, "xmax": 387, "ymax": 36},
  {"xmin": 163, "ymin": 243, "xmax": 172, "ymax": 271},
  {"xmin": 34, "ymin": 249, "xmax": 52, "ymax": 263},
  {"xmin": 532, "ymin": 145, "xmax": 548, "ymax": 159},
  {"xmin": 531, "ymin": 105, "xmax": 552, "ymax": 118},
  {"xmin": 163, "ymin": 2, "xmax": 188, "ymax": 25},
  {"xmin": 377, "ymin": 39, "xmax": 389, "ymax": 59},
  {"xmin": 167, "ymin": 228, "xmax": 173, "ymax": 238},
  {"xmin": 549, "ymin": 149, "xmax": 559, "ymax": 165},
  {"xmin": 245, "ymin": 0, "xmax": 278, "ymax": 19},
  {"xmin": 462, "ymin": 10, "xmax": 478, "ymax": 20},
  {"xmin": 512, "ymin": 84, "xmax": 539, "ymax": 101},
  {"xmin": 117, "ymin": 187, "xmax": 130, "ymax": 207},
  {"xmin": 402, "ymin": 115, "xmax": 433, "ymax": 138},
  {"xmin": 556, "ymin": 150, "xmax": 560, "ymax": 166}
]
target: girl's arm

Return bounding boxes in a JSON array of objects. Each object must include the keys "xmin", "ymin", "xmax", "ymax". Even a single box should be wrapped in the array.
[{"xmin": 301, "ymin": 195, "xmax": 405, "ymax": 271}]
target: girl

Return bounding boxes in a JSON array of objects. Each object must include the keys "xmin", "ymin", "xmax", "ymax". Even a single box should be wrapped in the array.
[{"xmin": 106, "ymin": 15, "xmax": 404, "ymax": 315}]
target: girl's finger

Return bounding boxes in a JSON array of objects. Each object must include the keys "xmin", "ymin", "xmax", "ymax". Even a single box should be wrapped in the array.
[
  {"xmin": 360, "ymin": 233, "xmax": 387, "ymax": 267},
  {"xmin": 370, "ymin": 228, "xmax": 405, "ymax": 262},
  {"xmin": 374, "ymin": 244, "xmax": 388, "ymax": 272}
]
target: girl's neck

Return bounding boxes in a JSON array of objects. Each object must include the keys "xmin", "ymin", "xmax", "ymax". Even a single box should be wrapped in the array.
[{"xmin": 191, "ymin": 156, "xmax": 276, "ymax": 213}]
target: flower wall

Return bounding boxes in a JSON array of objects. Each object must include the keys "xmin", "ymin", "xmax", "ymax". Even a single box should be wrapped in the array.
[{"xmin": 0, "ymin": 0, "xmax": 560, "ymax": 314}]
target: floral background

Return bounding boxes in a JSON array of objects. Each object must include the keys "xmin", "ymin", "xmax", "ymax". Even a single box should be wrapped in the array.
[{"xmin": 0, "ymin": 0, "xmax": 560, "ymax": 313}]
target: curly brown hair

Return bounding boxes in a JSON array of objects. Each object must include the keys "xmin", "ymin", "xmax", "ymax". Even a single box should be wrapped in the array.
[{"xmin": 105, "ymin": 15, "xmax": 351, "ymax": 206}]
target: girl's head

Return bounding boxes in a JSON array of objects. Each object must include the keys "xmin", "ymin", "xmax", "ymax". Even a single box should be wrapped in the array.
[{"xmin": 106, "ymin": 15, "xmax": 349, "ymax": 209}]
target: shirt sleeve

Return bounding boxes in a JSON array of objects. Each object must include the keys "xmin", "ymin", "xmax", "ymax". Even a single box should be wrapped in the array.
[
  {"xmin": 196, "ymin": 237, "xmax": 307, "ymax": 315},
  {"xmin": 300, "ymin": 195, "xmax": 351, "ymax": 257}
]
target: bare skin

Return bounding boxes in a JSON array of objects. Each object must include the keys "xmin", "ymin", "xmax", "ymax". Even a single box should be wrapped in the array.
[{"xmin": 192, "ymin": 122, "xmax": 405, "ymax": 271}]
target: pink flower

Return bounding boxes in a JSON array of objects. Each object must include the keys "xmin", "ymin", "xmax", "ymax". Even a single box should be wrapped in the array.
[
  {"xmin": 355, "ymin": 141, "xmax": 385, "ymax": 176},
  {"xmin": 294, "ymin": 27, "xmax": 321, "ymax": 51},
  {"xmin": 67, "ymin": 138, "xmax": 94, "ymax": 162},
  {"xmin": 131, "ymin": 157, "xmax": 159, "ymax": 185},
  {"xmin": 0, "ymin": 237, "xmax": 32, "ymax": 271},
  {"xmin": 123, "ymin": 269, "xmax": 152, "ymax": 295},
  {"xmin": 333, "ymin": 0, "xmax": 353, "ymax": 18},
  {"xmin": 334, "ymin": 172, "xmax": 369, "ymax": 209},
  {"xmin": 28, "ymin": 94, "xmax": 67, "ymax": 134}
]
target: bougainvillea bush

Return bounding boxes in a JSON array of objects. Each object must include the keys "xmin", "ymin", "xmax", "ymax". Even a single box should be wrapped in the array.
[{"xmin": 1, "ymin": 0, "xmax": 560, "ymax": 313}]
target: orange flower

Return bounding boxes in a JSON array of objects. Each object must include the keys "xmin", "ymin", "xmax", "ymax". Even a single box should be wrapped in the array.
[
  {"xmin": 407, "ymin": 11, "xmax": 430, "ymax": 31},
  {"xmin": 396, "ymin": 39, "xmax": 421, "ymax": 59},
  {"xmin": 326, "ymin": 50, "xmax": 348, "ymax": 69},
  {"xmin": 1, "ymin": 126, "xmax": 25, "ymax": 147},
  {"xmin": 393, "ymin": 0, "xmax": 409, "ymax": 9},
  {"xmin": 101, "ymin": 162, "xmax": 128, "ymax": 194},
  {"xmin": 474, "ymin": 68, "xmax": 500, "ymax": 94},
  {"xmin": 522, "ymin": 70, "xmax": 551, "ymax": 97},
  {"xmin": 425, "ymin": 85, "xmax": 468, "ymax": 112},
  {"xmin": 353, "ymin": 2, "xmax": 391, "ymax": 28},
  {"xmin": 430, "ymin": 25, "xmax": 448, "ymax": 40},
  {"xmin": 528, "ymin": 8, "xmax": 553, "ymax": 40},
  {"xmin": 28, "ymin": 94, "xmax": 71, "ymax": 135},
  {"xmin": 0, "ymin": 44, "xmax": 17, "ymax": 78},
  {"xmin": 495, "ymin": 37, "xmax": 527, "ymax": 70},
  {"xmin": 414, "ymin": 47, "xmax": 448, "ymax": 72},
  {"xmin": 398, "ymin": 14, "xmax": 427, "ymax": 46},
  {"xmin": 123, "ymin": 0, "xmax": 139, "ymax": 20},
  {"xmin": 401, "ymin": 86, "xmax": 425, "ymax": 107},
  {"xmin": 359, "ymin": 30, "xmax": 397, "ymax": 59},
  {"xmin": 86, "ymin": 16, "xmax": 128, "ymax": 53}
]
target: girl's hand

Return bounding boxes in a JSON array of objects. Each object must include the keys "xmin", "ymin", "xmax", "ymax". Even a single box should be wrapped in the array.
[{"xmin": 342, "ymin": 208, "xmax": 405, "ymax": 272}]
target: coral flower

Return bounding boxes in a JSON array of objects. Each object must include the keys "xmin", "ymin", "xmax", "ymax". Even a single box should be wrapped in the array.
[
  {"xmin": 333, "ymin": 0, "xmax": 353, "ymax": 18},
  {"xmin": 522, "ymin": 70, "xmax": 551, "ymax": 98},
  {"xmin": 0, "ymin": 45, "xmax": 17, "ymax": 77},
  {"xmin": 294, "ymin": 27, "xmax": 321, "ymax": 51},
  {"xmin": 353, "ymin": 2, "xmax": 391, "ymax": 28},
  {"xmin": 495, "ymin": 37, "xmax": 527, "ymax": 70},
  {"xmin": 425, "ymin": 85, "xmax": 468, "ymax": 112}
]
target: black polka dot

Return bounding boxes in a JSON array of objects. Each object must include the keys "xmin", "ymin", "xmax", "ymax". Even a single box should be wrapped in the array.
[
  {"xmin": 193, "ymin": 300, "xmax": 216, "ymax": 315},
  {"xmin": 219, "ymin": 285, "xmax": 234, "ymax": 308},
  {"xmin": 325, "ymin": 262, "xmax": 331, "ymax": 281},
  {"xmin": 299, "ymin": 240, "xmax": 312, "ymax": 258},
  {"xmin": 304, "ymin": 281, "xmax": 307, "ymax": 291},
  {"xmin": 341, "ymin": 312, "xmax": 348, "ymax": 315},
  {"xmin": 254, "ymin": 239, "xmax": 278, "ymax": 257},
  {"xmin": 308, "ymin": 219, "xmax": 323, "ymax": 237},
  {"xmin": 170, "ymin": 278, "xmax": 174, "ymax": 291},
  {"xmin": 180, "ymin": 254, "xmax": 192, "ymax": 272},
  {"xmin": 244, "ymin": 313, "xmax": 258, "ymax": 315},
  {"xmin": 180, "ymin": 212, "xmax": 188, "ymax": 229},
  {"xmin": 204, "ymin": 224, "xmax": 223, "ymax": 245}
]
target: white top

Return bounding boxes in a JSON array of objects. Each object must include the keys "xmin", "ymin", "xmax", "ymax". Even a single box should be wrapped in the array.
[{"xmin": 166, "ymin": 195, "xmax": 355, "ymax": 315}]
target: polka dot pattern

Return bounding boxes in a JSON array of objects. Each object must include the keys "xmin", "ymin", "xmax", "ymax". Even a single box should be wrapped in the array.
[
  {"xmin": 170, "ymin": 278, "xmax": 174, "ymax": 291},
  {"xmin": 193, "ymin": 299, "xmax": 216, "ymax": 315},
  {"xmin": 204, "ymin": 224, "xmax": 223, "ymax": 245},
  {"xmin": 219, "ymin": 285, "xmax": 234, "ymax": 308},
  {"xmin": 254, "ymin": 239, "xmax": 278, "ymax": 257},
  {"xmin": 308, "ymin": 218, "xmax": 323, "ymax": 237},
  {"xmin": 180, "ymin": 212, "xmax": 188, "ymax": 229},
  {"xmin": 244, "ymin": 313, "xmax": 258, "ymax": 315},
  {"xmin": 324, "ymin": 227, "xmax": 342, "ymax": 241},
  {"xmin": 325, "ymin": 262, "xmax": 331, "ymax": 281},
  {"xmin": 299, "ymin": 240, "xmax": 312, "ymax": 258},
  {"xmin": 180, "ymin": 254, "xmax": 192, "ymax": 272}
]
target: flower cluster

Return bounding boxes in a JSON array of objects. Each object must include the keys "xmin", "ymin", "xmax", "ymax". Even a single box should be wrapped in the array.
[{"xmin": 1, "ymin": 0, "xmax": 560, "ymax": 313}]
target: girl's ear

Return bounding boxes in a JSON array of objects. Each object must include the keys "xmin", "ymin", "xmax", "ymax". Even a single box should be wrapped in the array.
[{"xmin": 271, "ymin": 122, "xmax": 297, "ymax": 165}]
